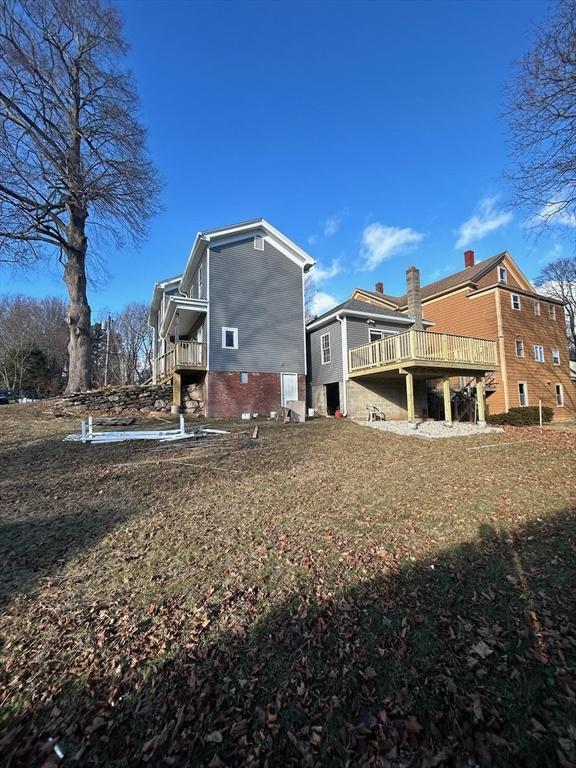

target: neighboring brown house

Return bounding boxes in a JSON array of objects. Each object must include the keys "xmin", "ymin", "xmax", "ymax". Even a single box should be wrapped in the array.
[{"xmin": 353, "ymin": 250, "xmax": 575, "ymax": 419}]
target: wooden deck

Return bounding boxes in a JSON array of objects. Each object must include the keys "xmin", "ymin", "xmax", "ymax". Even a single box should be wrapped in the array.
[
  {"xmin": 156, "ymin": 341, "xmax": 207, "ymax": 382},
  {"xmin": 348, "ymin": 330, "xmax": 499, "ymax": 377}
]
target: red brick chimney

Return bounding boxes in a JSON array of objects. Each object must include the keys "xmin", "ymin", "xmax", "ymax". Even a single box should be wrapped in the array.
[
  {"xmin": 375, "ymin": 281, "xmax": 384, "ymax": 294},
  {"xmin": 464, "ymin": 249, "xmax": 475, "ymax": 268}
]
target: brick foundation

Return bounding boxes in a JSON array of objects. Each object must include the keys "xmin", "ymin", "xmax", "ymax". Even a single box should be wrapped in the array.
[{"xmin": 206, "ymin": 371, "xmax": 306, "ymax": 418}]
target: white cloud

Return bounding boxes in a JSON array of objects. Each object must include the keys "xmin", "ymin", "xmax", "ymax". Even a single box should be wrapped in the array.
[
  {"xmin": 307, "ymin": 233, "xmax": 318, "ymax": 245},
  {"xmin": 455, "ymin": 196, "xmax": 513, "ymax": 249},
  {"xmin": 324, "ymin": 215, "xmax": 342, "ymax": 237},
  {"xmin": 359, "ymin": 223, "xmax": 424, "ymax": 271},
  {"xmin": 536, "ymin": 199, "xmax": 576, "ymax": 228},
  {"xmin": 311, "ymin": 291, "xmax": 338, "ymax": 316},
  {"xmin": 310, "ymin": 258, "xmax": 342, "ymax": 284}
]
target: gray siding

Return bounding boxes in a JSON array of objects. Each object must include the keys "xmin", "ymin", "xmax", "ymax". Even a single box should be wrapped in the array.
[
  {"xmin": 345, "ymin": 316, "xmax": 408, "ymax": 349},
  {"xmin": 208, "ymin": 237, "xmax": 305, "ymax": 373},
  {"xmin": 308, "ymin": 319, "xmax": 342, "ymax": 385}
]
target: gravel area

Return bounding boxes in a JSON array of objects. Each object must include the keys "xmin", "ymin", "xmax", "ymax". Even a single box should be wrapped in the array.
[{"xmin": 360, "ymin": 419, "xmax": 504, "ymax": 439}]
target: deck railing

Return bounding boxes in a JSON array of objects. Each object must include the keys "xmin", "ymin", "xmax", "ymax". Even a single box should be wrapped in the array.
[
  {"xmin": 156, "ymin": 340, "xmax": 207, "ymax": 379},
  {"xmin": 348, "ymin": 330, "xmax": 498, "ymax": 374}
]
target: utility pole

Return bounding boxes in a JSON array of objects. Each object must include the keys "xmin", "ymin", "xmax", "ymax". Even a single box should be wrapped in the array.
[{"xmin": 104, "ymin": 314, "xmax": 111, "ymax": 387}]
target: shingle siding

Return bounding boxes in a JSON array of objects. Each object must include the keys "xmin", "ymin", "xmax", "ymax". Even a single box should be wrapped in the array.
[{"xmin": 208, "ymin": 237, "xmax": 305, "ymax": 373}]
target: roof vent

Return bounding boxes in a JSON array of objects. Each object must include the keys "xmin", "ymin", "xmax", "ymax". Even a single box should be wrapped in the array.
[{"xmin": 254, "ymin": 235, "xmax": 264, "ymax": 251}]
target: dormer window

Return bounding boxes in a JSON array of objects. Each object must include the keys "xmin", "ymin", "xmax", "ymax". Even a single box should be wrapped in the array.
[
  {"xmin": 498, "ymin": 266, "xmax": 508, "ymax": 284},
  {"xmin": 254, "ymin": 236, "xmax": 264, "ymax": 251}
]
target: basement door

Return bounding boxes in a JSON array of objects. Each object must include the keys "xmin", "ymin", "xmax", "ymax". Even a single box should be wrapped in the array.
[{"xmin": 281, "ymin": 373, "xmax": 298, "ymax": 405}]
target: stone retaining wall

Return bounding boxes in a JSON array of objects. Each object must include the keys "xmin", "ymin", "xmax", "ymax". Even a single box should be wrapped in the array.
[{"xmin": 54, "ymin": 382, "xmax": 205, "ymax": 417}]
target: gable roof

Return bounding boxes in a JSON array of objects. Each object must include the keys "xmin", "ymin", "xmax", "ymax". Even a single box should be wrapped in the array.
[
  {"xmin": 354, "ymin": 252, "xmax": 510, "ymax": 309},
  {"xmin": 180, "ymin": 218, "xmax": 315, "ymax": 294},
  {"xmin": 306, "ymin": 298, "xmax": 420, "ymax": 331}
]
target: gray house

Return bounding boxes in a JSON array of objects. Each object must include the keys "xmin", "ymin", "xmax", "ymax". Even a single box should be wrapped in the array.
[
  {"xmin": 148, "ymin": 219, "xmax": 315, "ymax": 417},
  {"xmin": 307, "ymin": 267, "xmax": 500, "ymax": 424}
]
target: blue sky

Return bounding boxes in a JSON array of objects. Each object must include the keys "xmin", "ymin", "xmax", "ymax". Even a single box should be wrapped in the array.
[{"xmin": 1, "ymin": 0, "xmax": 569, "ymax": 318}]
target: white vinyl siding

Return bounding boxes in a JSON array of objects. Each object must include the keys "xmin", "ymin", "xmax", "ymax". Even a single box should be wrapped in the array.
[
  {"xmin": 511, "ymin": 293, "xmax": 521, "ymax": 311},
  {"xmin": 321, "ymin": 332, "xmax": 331, "ymax": 364}
]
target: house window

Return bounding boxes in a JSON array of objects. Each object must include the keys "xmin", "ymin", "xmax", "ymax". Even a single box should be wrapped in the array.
[
  {"xmin": 552, "ymin": 348, "xmax": 560, "ymax": 365},
  {"xmin": 321, "ymin": 332, "xmax": 331, "ymax": 364},
  {"xmin": 498, "ymin": 266, "xmax": 508, "ymax": 284},
  {"xmin": 222, "ymin": 327, "xmax": 238, "ymax": 349},
  {"xmin": 518, "ymin": 382, "xmax": 528, "ymax": 407},
  {"xmin": 548, "ymin": 304, "xmax": 556, "ymax": 320},
  {"xmin": 369, "ymin": 329, "xmax": 385, "ymax": 342},
  {"xmin": 515, "ymin": 339, "xmax": 524, "ymax": 358},
  {"xmin": 240, "ymin": 372, "xmax": 249, "ymax": 384},
  {"xmin": 511, "ymin": 293, "xmax": 521, "ymax": 311},
  {"xmin": 556, "ymin": 383, "xmax": 565, "ymax": 406},
  {"xmin": 198, "ymin": 264, "xmax": 203, "ymax": 298},
  {"xmin": 254, "ymin": 236, "xmax": 264, "ymax": 251},
  {"xmin": 533, "ymin": 344, "xmax": 545, "ymax": 363},
  {"xmin": 534, "ymin": 300, "xmax": 541, "ymax": 316}
]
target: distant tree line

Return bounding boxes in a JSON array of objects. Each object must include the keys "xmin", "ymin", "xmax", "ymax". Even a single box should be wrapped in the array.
[{"xmin": 0, "ymin": 297, "xmax": 153, "ymax": 397}]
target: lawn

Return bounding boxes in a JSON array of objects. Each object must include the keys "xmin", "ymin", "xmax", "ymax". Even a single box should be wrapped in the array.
[{"xmin": 1, "ymin": 404, "xmax": 575, "ymax": 767}]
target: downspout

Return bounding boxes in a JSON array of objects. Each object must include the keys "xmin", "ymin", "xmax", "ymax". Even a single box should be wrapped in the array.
[{"xmin": 337, "ymin": 313, "xmax": 348, "ymax": 416}]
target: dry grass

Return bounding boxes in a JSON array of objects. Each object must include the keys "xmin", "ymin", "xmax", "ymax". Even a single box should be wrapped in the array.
[{"xmin": 1, "ymin": 403, "xmax": 575, "ymax": 766}]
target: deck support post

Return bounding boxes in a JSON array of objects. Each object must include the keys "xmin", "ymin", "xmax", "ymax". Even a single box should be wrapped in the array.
[
  {"xmin": 442, "ymin": 375, "xmax": 452, "ymax": 426},
  {"xmin": 405, "ymin": 371, "xmax": 416, "ymax": 428},
  {"xmin": 475, "ymin": 376, "xmax": 486, "ymax": 427},
  {"xmin": 171, "ymin": 371, "xmax": 182, "ymax": 414}
]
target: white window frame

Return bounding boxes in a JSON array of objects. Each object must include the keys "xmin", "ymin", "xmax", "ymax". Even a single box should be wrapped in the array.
[
  {"xmin": 511, "ymin": 293, "xmax": 521, "ymax": 311},
  {"xmin": 222, "ymin": 326, "xmax": 238, "ymax": 350},
  {"xmin": 369, "ymin": 328, "xmax": 385, "ymax": 343},
  {"xmin": 518, "ymin": 381, "xmax": 528, "ymax": 407},
  {"xmin": 533, "ymin": 300, "xmax": 541, "ymax": 316},
  {"xmin": 320, "ymin": 332, "xmax": 331, "ymax": 365},
  {"xmin": 556, "ymin": 383, "xmax": 565, "ymax": 406},
  {"xmin": 254, "ymin": 236, "xmax": 264, "ymax": 251},
  {"xmin": 240, "ymin": 372, "xmax": 249, "ymax": 384},
  {"xmin": 515, "ymin": 339, "xmax": 524, "ymax": 358},
  {"xmin": 548, "ymin": 304, "xmax": 556, "ymax": 320},
  {"xmin": 552, "ymin": 348, "xmax": 560, "ymax": 366},
  {"xmin": 533, "ymin": 344, "xmax": 545, "ymax": 363},
  {"xmin": 498, "ymin": 266, "xmax": 508, "ymax": 284}
]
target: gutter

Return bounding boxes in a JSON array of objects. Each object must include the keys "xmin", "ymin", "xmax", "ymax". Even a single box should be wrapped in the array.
[{"xmin": 336, "ymin": 313, "xmax": 348, "ymax": 417}]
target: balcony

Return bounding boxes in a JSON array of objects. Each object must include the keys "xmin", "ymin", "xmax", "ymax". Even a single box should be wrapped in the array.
[
  {"xmin": 156, "ymin": 340, "xmax": 207, "ymax": 382},
  {"xmin": 348, "ymin": 330, "xmax": 499, "ymax": 377}
]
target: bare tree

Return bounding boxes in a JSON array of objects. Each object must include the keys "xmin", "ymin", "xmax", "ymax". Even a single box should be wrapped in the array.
[
  {"xmin": 505, "ymin": 0, "xmax": 576, "ymax": 230},
  {"xmin": 536, "ymin": 256, "xmax": 576, "ymax": 355},
  {"xmin": 0, "ymin": 0, "xmax": 160, "ymax": 392},
  {"xmin": 304, "ymin": 272, "xmax": 317, "ymax": 323},
  {"xmin": 113, "ymin": 302, "xmax": 152, "ymax": 384}
]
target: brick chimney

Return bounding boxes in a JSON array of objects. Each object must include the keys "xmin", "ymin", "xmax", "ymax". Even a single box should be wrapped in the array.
[
  {"xmin": 464, "ymin": 249, "xmax": 475, "ymax": 268},
  {"xmin": 406, "ymin": 266, "xmax": 424, "ymax": 330},
  {"xmin": 375, "ymin": 281, "xmax": 384, "ymax": 294}
]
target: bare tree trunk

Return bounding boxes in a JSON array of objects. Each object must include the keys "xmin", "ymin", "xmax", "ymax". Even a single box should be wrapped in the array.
[{"xmin": 64, "ymin": 208, "xmax": 92, "ymax": 393}]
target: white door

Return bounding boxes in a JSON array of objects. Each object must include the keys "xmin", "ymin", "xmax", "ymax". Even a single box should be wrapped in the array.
[{"xmin": 281, "ymin": 373, "xmax": 298, "ymax": 405}]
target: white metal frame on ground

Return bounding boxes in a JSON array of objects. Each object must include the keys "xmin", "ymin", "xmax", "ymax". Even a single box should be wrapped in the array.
[{"xmin": 64, "ymin": 415, "xmax": 228, "ymax": 444}]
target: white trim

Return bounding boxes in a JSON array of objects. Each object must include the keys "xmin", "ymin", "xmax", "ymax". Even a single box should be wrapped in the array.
[
  {"xmin": 515, "ymin": 339, "xmax": 525, "ymax": 358},
  {"xmin": 556, "ymin": 382, "xmax": 565, "ymax": 406},
  {"xmin": 301, "ymin": 266, "xmax": 307, "ymax": 376},
  {"xmin": 498, "ymin": 266, "xmax": 508, "ymax": 284},
  {"xmin": 159, "ymin": 296, "xmax": 208, "ymax": 339},
  {"xmin": 533, "ymin": 344, "xmax": 545, "ymax": 363},
  {"xmin": 320, "ymin": 332, "xmax": 331, "ymax": 364},
  {"xmin": 533, "ymin": 299, "xmax": 541, "ymax": 316},
  {"xmin": 280, "ymin": 372, "xmax": 299, "ymax": 406},
  {"xmin": 307, "ymin": 309, "xmax": 416, "ymax": 332},
  {"xmin": 206, "ymin": 247, "xmax": 211, "ymax": 371},
  {"xmin": 552, "ymin": 347, "xmax": 561, "ymax": 365},
  {"xmin": 511, "ymin": 293, "xmax": 521, "ymax": 311},
  {"xmin": 518, "ymin": 381, "xmax": 528, "ymax": 407},
  {"xmin": 338, "ymin": 315, "xmax": 349, "ymax": 416},
  {"xmin": 548, "ymin": 303, "xmax": 556, "ymax": 320},
  {"xmin": 253, "ymin": 235, "xmax": 264, "ymax": 250},
  {"xmin": 222, "ymin": 326, "xmax": 238, "ymax": 350}
]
